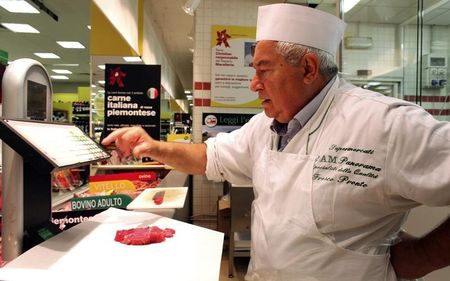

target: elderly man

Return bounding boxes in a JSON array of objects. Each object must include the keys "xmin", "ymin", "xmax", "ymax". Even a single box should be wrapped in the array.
[{"xmin": 102, "ymin": 3, "xmax": 450, "ymax": 281}]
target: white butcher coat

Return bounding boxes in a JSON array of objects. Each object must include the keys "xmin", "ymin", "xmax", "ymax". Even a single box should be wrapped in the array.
[{"xmin": 205, "ymin": 77, "xmax": 450, "ymax": 281}]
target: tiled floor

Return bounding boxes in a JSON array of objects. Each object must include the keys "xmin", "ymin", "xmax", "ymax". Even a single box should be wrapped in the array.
[
  {"xmin": 219, "ymin": 239, "xmax": 250, "ymax": 281},
  {"xmin": 219, "ymin": 250, "xmax": 250, "ymax": 281}
]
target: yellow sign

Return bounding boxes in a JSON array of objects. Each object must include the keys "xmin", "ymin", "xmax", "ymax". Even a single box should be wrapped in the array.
[
  {"xmin": 211, "ymin": 25, "xmax": 260, "ymax": 108},
  {"xmin": 89, "ymin": 180, "xmax": 136, "ymax": 193},
  {"xmin": 167, "ymin": 133, "xmax": 192, "ymax": 143}
]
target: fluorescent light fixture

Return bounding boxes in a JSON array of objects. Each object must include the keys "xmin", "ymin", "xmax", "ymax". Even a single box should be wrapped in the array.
[
  {"xmin": 98, "ymin": 64, "xmax": 105, "ymax": 70},
  {"xmin": 91, "ymin": 84, "xmax": 97, "ymax": 88},
  {"xmin": 51, "ymin": 75, "xmax": 69, "ymax": 80},
  {"xmin": 34, "ymin": 52, "xmax": 60, "ymax": 59},
  {"xmin": 1, "ymin": 23, "xmax": 39, "ymax": 33},
  {"xmin": 57, "ymin": 41, "xmax": 85, "ymax": 49},
  {"xmin": 52, "ymin": 69, "xmax": 72, "ymax": 74},
  {"xmin": 53, "ymin": 63, "xmax": 79, "ymax": 67},
  {"xmin": 123, "ymin": 56, "xmax": 142, "ymax": 62},
  {"xmin": 184, "ymin": 90, "xmax": 192, "ymax": 94},
  {"xmin": 0, "ymin": 0, "xmax": 39, "ymax": 13},
  {"xmin": 343, "ymin": 0, "xmax": 360, "ymax": 13},
  {"xmin": 98, "ymin": 80, "xmax": 105, "ymax": 85}
]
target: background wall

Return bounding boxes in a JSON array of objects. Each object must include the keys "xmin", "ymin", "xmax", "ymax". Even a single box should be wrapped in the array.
[
  {"xmin": 342, "ymin": 22, "xmax": 450, "ymax": 122},
  {"xmin": 190, "ymin": 0, "xmax": 275, "ymax": 226}
]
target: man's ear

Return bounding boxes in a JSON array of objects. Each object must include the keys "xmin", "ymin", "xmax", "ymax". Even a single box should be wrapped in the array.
[{"xmin": 302, "ymin": 53, "xmax": 320, "ymax": 84}]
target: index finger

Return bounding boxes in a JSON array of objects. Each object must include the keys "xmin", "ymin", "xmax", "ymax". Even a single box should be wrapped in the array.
[{"xmin": 101, "ymin": 127, "xmax": 130, "ymax": 146}]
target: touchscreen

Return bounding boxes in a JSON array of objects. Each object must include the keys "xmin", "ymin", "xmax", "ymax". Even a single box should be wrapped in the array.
[{"xmin": 4, "ymin": 119, "xmax": 110, "ymax": 167}]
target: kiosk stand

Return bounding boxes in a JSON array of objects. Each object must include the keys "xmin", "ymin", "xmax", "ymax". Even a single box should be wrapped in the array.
[
  {"xmin": 0, "ymin": 59, "xmax": 110, "ymax": 261},
  {"xmin": 1, "ymin": 58, "xmax": 53, "ymax": 260}
]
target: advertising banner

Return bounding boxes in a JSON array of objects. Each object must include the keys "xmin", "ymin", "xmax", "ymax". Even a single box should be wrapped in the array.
[
  {"xmin": 211, "ymin": 25, "xmax": 260, "ymax": 108},
  {"xmin": 103, "ymin": 64, "xmax": 161, "ymax": 140}
]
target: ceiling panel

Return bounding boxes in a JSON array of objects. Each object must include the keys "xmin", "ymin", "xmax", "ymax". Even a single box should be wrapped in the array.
[
  {"xmin": 345, "ymin": 6, "xmax": 416, "ymax": 24},
  {"xmin": 424, "ymin": 8, "xmax": 450, "ymax": 25},
  {"xmin": 0, "ymin": 0, "xmax": 90, "ymax": 83}
]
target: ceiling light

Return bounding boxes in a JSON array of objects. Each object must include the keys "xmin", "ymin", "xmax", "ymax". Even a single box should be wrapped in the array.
[
  {"xmin": 123, "ymin": 56, "xmax": 142, "ymax": 62},
  {"xmin": 182, "ymin": 0, "xmax": 201, "ymax": 16},
  {"xmin": 53, "ymin": 63, "xmax": 79, "ymax": 67},
  {"xmin": 342, "ymin": 0, "xmax": 360, "ymax": 13},
  {"xmin": 98, "ymin": 80, "xmax": 105, "ymax": 85},
  {"xmin": 34, "ymin": 52, "xmax": 60, "ymax": 59},
  {"xmin": 57, "ymin": 41, "xmax": 85, "ymax": 49},
  {"xmin": 51, "ymin": 75, "xmax": 69, "ymax": 80},
  {"xmin": 52, "ymin": 69, "xmax": 72, "ymax": 74},
  {"xmin": 87, "ymin": 25, "xmax": 91, "ymax": 30},
  {"xmin": 0, "ymin": 0, "xmax": 39, "ymax": 13},
  {"xmin": 184, "ymin": 90, "xmax": 192, "ymax": 94},
  {"xmin": 1, "ymin": 23, "xmax": 39, "ymax": 33},
  {"xmin": 98, "ymin": 64, "xmax": 105, "ymax": 70}
]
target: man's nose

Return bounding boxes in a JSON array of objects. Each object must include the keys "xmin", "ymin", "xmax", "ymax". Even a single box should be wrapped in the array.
[{"xmin": 250, "ymin": 76, "xmax": 263, "ymax": 92}]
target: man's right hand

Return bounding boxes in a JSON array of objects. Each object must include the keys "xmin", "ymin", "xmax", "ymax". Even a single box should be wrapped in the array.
[{"xmin": 101, "ymin": 126, "xmax": 156, "ymax": 159}]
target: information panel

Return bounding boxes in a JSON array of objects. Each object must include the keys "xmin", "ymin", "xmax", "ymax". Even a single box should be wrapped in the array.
[
  {"xmin": 210, "ymin": 25, "xmax": 259, "ymax": 108},
  {"xmin": 103, "ymin": 64, "xmax": 161, "ymax": 140},
  {"xmin": 1, "ymin": 119, "xmax": 110, "ymax": 168}
]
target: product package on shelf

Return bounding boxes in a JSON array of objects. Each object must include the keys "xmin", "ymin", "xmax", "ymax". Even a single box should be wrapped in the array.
[
  {"xmin": 54, "ymin": 171, "xmax": 163, "ymax": 212},
  {"xmin": 100, "ymin": 143, "xmax": 163, "ymax": 166},
  {"xmin": 88, "ymin": 170, "xmax": 161, "ymax": 197},
  {"xmin": 51, "ymin": 170, "xmax": 165, "ymax": 231},
  {"xmin": 51, "ymin": 168, "xmax": 85, "ymax": 192}
]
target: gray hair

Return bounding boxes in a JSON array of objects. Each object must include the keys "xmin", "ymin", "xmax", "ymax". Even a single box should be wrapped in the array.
[{"xmin": 275, "ymin": 41, "xmax": 338, "ymax": 80}]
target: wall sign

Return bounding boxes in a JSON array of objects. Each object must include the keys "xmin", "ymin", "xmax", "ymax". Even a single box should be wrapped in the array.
[
  {"xmin": 211, "ymin": 25, "xmax": 260, "ymax": 108},
  {"xmin": 202, "ymin": 112, "xmax": 255, "ymax": 140},
  {"xmin": 103, "ymin": 64, "xmax": 161, "ymax": 140}
]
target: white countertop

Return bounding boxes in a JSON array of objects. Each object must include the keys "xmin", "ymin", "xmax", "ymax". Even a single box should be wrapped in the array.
[{"xmin": 0, "ymin": 208, "xmax": 224, "ymax": 281}]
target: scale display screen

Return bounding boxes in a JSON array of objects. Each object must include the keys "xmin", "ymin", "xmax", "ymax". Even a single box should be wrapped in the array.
[
  {"xmin": 27, "ymin": 80, "xmax": 47, "ymax": 121},
  {"xmin": 2, "ymin": 119, "xmax": 110, "ymax": 168}
]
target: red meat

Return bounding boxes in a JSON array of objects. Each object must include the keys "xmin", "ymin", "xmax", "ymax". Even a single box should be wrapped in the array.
[
  {"xmin": 115, "ymin": 226, "xmax": 176, "ymax": 245},
  {"xmin": 163, "ymin": 228, "xmax": 176, "ymax": 238}
]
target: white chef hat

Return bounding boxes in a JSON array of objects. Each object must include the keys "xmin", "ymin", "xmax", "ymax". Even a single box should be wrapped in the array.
[{"xmin": 256, "ymin": 3, "xmax": 346, "ymax": 56}]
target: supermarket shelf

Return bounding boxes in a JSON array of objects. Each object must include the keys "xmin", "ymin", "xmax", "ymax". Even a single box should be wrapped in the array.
[
  {"xmin": 51, "ymin": 185, "xmax": 88, "ymax": 209},
  {"xmin": 90, "ymin": 164, "xmax": 173, "ymax": 176},
  {"xmin": 92, "ymin": 164, "xmax": 172, "ymax": 170}
]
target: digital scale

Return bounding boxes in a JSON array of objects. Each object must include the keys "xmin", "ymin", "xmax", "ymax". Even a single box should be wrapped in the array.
[{"xmin": 1, "ymin": 59, "xmax": 110, "ymax": 260}]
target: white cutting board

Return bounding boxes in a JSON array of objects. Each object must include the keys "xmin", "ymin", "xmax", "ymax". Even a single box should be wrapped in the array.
[
  {"xmin": 127, "ymin": 187, "xmax": 188, "ymax": 210},
  {"xmin": 0, "ymin": 208, "xmax": 224, "ymax": 281}
]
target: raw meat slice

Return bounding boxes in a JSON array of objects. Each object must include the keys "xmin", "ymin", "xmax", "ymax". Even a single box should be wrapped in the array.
[
  {"xmin": 115, "ymin": 226, "xmax": 176, "ymax": 245},
  {"xmin": 152, "ymin": 190, "xmax": 165, "ymax": 205},
  {"xmin": 163, "ymin": 228, "xmax": 176, "ymax": 238}
]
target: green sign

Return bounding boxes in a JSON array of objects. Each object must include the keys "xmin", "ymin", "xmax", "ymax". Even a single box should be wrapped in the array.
[
  {"xmin": 70, "ymin": 194, "xmax": 132, "ymax": 211},
  {"xmin": 0, "ymin": 49, "xmax": 8, "ymax": 65}
]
